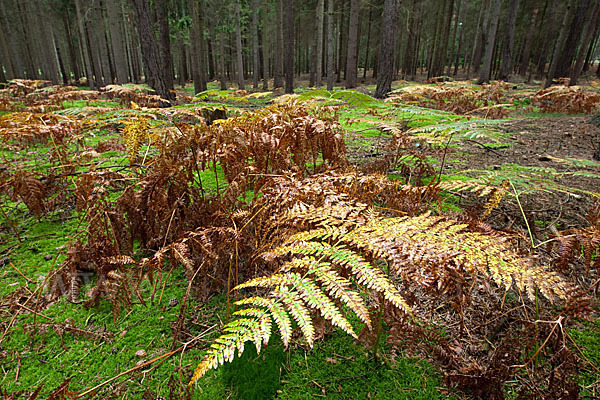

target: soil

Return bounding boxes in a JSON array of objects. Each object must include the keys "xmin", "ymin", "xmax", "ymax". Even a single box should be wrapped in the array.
[{"xmin": 348, "ymin": 116, "xmax": 600, "ymax": 239}]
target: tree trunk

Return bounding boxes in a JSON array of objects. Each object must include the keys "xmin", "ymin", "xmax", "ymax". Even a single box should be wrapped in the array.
[
  {"xmin": 252, "ymin": 0, "xmax": 260, "ymax": 89},
  {"xmin": 345, "ymin": 0, "xmax": 360, "ymax": 88},
  {"xmin": 234, "ymin": 0, "xmax": 245, "ymax": 90},
  {"xmin": 74, "ymin": 0, "xmax": 95, "ymax": 88},
  {"xmin": 518, "ymin": 5, "xmax": 539, "ymax": 76},
  {"xmin": 453, "ymin": 0, "xmax": 466, "ymax": 76},
  {"xmin": 570, "ymin": 0, "xmax": 600, "ymax": 85},
  {"xmin": 498, "ymin": 0, "xmax": 519, "ymax": 80},
  {"xmin": 218, "ymin": 29, "xmax": 228, "ymax": 90},
  {"xmin": 470, "ymin": 0, "xmax": 491, "ymax": 76},
  {"xmin": 447, "ymin": 0, "xmax": 462, "ymax": 75},
  {"xmin": 556, "ymin": 0, "xmax": 591, "ymax": 78},
  {"xmin": 262, "ymin": 0, "xmax": 270, "ymax": 89},
  {"xmin": 326, "ymin": 0, "xmax": 335, "ymax": 90},
  {"xmin": 189, "ymin": 0, "xmax": 207, "ymax": 94},
  {"xmin": 94, "ymin": 1, "xmax": 113, "ymax": 85},
  {"xmin": 106, "ymin": 0, "xmax": 128, "ymax": 83},
  {"xmin": 477, "ymin": 0, "xmax": 501, "ymax": 84},
  {"xmin": 274, "ymin": 0, "xmax": 284, "ymax": 88},
  {"xmin": 155, "ymin": 0, "xmax": 174, "ymax": 90},
  {"xmin": 375, "ymin": 0, "xmax": 399, "ymax": 98},
  {"xmin": 284, "ymin": 0, "xmax": 294, "ymax": 93},
  {"xmin": 130, "ymin": 0, "xmax": 173, "ymax": 100},
  {"xmin": 545, "ymin": 2, "xmax": 573, "ymax": 88}
]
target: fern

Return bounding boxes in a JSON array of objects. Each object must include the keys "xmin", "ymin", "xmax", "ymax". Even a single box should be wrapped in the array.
[
  {"xmin": 189, "ymin": 206, "xmax": 590, "ymax": 385},
  {"xmin": 121, "ymin": 116, "xmax": 150, "ymax": 164}
]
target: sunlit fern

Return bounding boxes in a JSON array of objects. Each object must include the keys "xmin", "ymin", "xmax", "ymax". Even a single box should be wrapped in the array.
[{"xmin": 189, "ymin": 205, "xmax": 589, "ymax": 385}]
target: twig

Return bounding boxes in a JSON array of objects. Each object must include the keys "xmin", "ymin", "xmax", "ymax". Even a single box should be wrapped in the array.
[
  {"xmin": 8, "ymin": 262, "xmax": 35, "ymax": 284},
  {"xmin": 15, "ymin": 303, "xmax": 52, "ymax": 321}
]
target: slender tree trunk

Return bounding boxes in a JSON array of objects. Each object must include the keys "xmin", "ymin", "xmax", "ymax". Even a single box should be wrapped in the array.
[
  {"xmin": 570, "ymin": 0, "xmax": 600, "ymax": 85},
  {"xmin": 536, "ymin": 0, "xmax": 560, "ymax": 79},
  {"xmin": 375, "ymin": 0, "xmax": 399, "ymax": 98},
  {"xmin": 345, "ymin": 0, "xmax": 360, "ymax": 88},
  {"xmin": 234, "ymin": 0, "xmax": 245, "ymax": 89},
  {"xmin": 155, "ymin": 0, "xmax": 174, "ymax": 90},
  {"xmin": 252, "ymin": 0, "xmax": 260, "ymax": 89},
  {"xmin": 130, "ymin": 0, "xmax": 173, "ymax": 100},
  {"xmin": 0, "ymin": 2, "xmax": 21, "ymax": 78},
  {"xmin": 519, "ymin": 5, "xmax": 539, "ymax": 76},
  {"xmin": 545, "ymin": 1, "xmax": 573, "ymax": 88},
  {"xmin": 453, "ymin": 0, "xmax": 466, "ymax": 76},
  {"xmin": 274, "ymin": 0, "xmax": 284, "ymax": 88},
  {"xmin": 327, "ymin": 0, "xmax": 335, "ymax": 90},
  {"xmin": 75, "ymin": 0, "xmax": 95, "ymax": 88},
  {"xmin": 95, "ymin": 1, "xmax": 113, "ymax": 84},
  {"xmin": 477, "ymin": 0, "xmax": 502, "ymax": 84},
  {"xmin": 556, "ymin": 0, "xmax": 591, "ymax": 78},
  {"xmin": 262, "ymin": 0, "xmax": 270, "ymax": 89},
  {"xmin": 284, "ymin": 0, "xmax": 294, "ymax": 93},
  {"xmin": 189, "ymin": 0, "xmax": 207, "ymax": 93},
  {"xmin": 447, "ymin": 0, "xmax": 462, "ymax": 75},
  {"xmin": 219, "ymin": 29, "xmax": 228, "ymax": 90},
  {"xmin": 470, "ymin": 0, "xmax": 491, "ymax": 76},
  {"xmin": 106, "ymin": 0, "xmax": 128, "ymax": 83},
  {"xmin": 498, "ymin": 0, "xmax": 519, "ymax": 80},
  {"xmin": 363, "ymin": 4, "xmax": 373, "ymax": 80}
]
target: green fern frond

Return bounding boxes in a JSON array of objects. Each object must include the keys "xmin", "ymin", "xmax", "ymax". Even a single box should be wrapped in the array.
[{"xmin": 190, "ymin": 205, "xmax": 589, "ymax": 386}]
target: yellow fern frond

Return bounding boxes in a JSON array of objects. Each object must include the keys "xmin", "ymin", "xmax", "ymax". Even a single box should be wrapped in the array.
[{"xmin": 121, "ymin": 116, "xmax": 150, "ymax": 164}]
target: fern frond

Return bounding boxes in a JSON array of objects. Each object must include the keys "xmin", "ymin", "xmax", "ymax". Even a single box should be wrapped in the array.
[{"xmin": 120, "ymin": 116, "xmax": 150, "ymax": 164}]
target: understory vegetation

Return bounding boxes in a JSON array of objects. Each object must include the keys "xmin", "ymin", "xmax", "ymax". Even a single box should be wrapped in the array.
[{"xmin": 1, "ymin": 79, "xmax": 600, "ymax": 399}]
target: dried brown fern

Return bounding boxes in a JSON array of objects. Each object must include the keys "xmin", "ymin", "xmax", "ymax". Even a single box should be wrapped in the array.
[{"xmin": 189, "ymin": 203, "xmax": 591, "ymax": 384}]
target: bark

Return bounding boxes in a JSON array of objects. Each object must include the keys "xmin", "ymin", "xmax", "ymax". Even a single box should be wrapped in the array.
[
  {"xmin": 453, "ymin": 0, "xmax": 466, "ymax": 76},
  {"xmin": 345, "ymin": 0, "xmax": 360, "ymax": 88},
  {"xmin": 477, "ymin": 0, "xmax": 502, "ymax": 84},
  {"xmin": 284, "ymin": 0, "xmax": 294, "ymax": 93},
  {"xmin": 536, "ymin": 0, "xmax": 560, "ymax": 79},
  {"xmin": 447, "ymin": 0, "xmax": 462, "ymax": 75},
  {"xmin": 327, "ymin": 0, "xmax": 334, "ymax": 90},
  {"xmin": 375, "ymin": 0, "xmax": 399, "ymax": 98},
  {"xmin": 363, "ymin": 4, "xmax": 373, "ymax": 79},
  {"xmin": 75, "ymin": 0, "xmax": 95, "ymax": 88},
  {"xmin": 189, "ymin": 0, "xmax": 207, "ymax": 93},
  {"xmin": 570, "ymin": 0, "xmax": 600, "ymax": 85},
  {"xmin": 106, "ymin": 0, "xmax": 128, "ymax": 83},
  {"xmin": 470, "ymin": 0, "xmax": 491, "ymax": 75},
  {"xmin": 130, "ymin": 0, "xmax": 174, "ymax": 100},
  {"xmin": 310, "ymin": 0, "xmax": 325, "ymax": 87},
  {"xmin": 556, "ymin": 0, "xmax": 592, "ymax": 78},
  {"xmin": 518, "ymin": 5, "xmax": 539, "ymax": 76},
  {"xmin": 262, "ymin": 0, "xmax": 270, "ymax": 89},
  {"xmin": 0, "ymin": 3, "xmax": 16, "ymax": 79},
  {"xmin": 94, "ymin": 1, "xmax": 113, "ymax": 84},
  {"xmin": 155, "ymin": 0, "xmax": 174, "ymax": 89},
  {"xmin": 0, "ymin": 17, "xmax": 14, "ymax": 80},
  {"xmin": 545, "ymin": 1, "xmax": 573, "ymax": 88},
  {"xmin": 218, "ymin": 29, "xmax": 228, "ymax": 90},
  {"xmin": 234, "ymin": 0, "xmax": 245, "ymax": 89},
  {"xmin": 274, "ymin": 0, "xmax": 284, "ymax": 88},
  {"xmin": 252, "ymin": 0, "xmax": 260, "ymax": 89},
  {"xmin": 498, "ymin": 0, "xmax": 519, "ymax": 80}
]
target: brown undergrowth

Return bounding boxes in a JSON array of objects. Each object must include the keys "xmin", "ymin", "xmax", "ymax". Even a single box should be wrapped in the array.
[{"xmin": 0, "ymin": 81, "xmax": 598, "ymax": 398}]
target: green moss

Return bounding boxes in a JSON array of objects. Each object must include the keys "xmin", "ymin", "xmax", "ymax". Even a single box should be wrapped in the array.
[{"xmin": 277, "ymin": 331, "xmax": 450, "ymax": 399}]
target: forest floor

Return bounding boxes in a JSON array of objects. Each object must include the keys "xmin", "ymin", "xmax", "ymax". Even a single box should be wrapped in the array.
[{"xmin": 0, "ymin": 78, "xmax": 599, "ymax": 399}]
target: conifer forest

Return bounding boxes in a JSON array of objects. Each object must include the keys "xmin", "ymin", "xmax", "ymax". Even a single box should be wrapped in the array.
[{"xmin": 2, "ymin": 0, "xmax": 600, "ymax": 398}]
